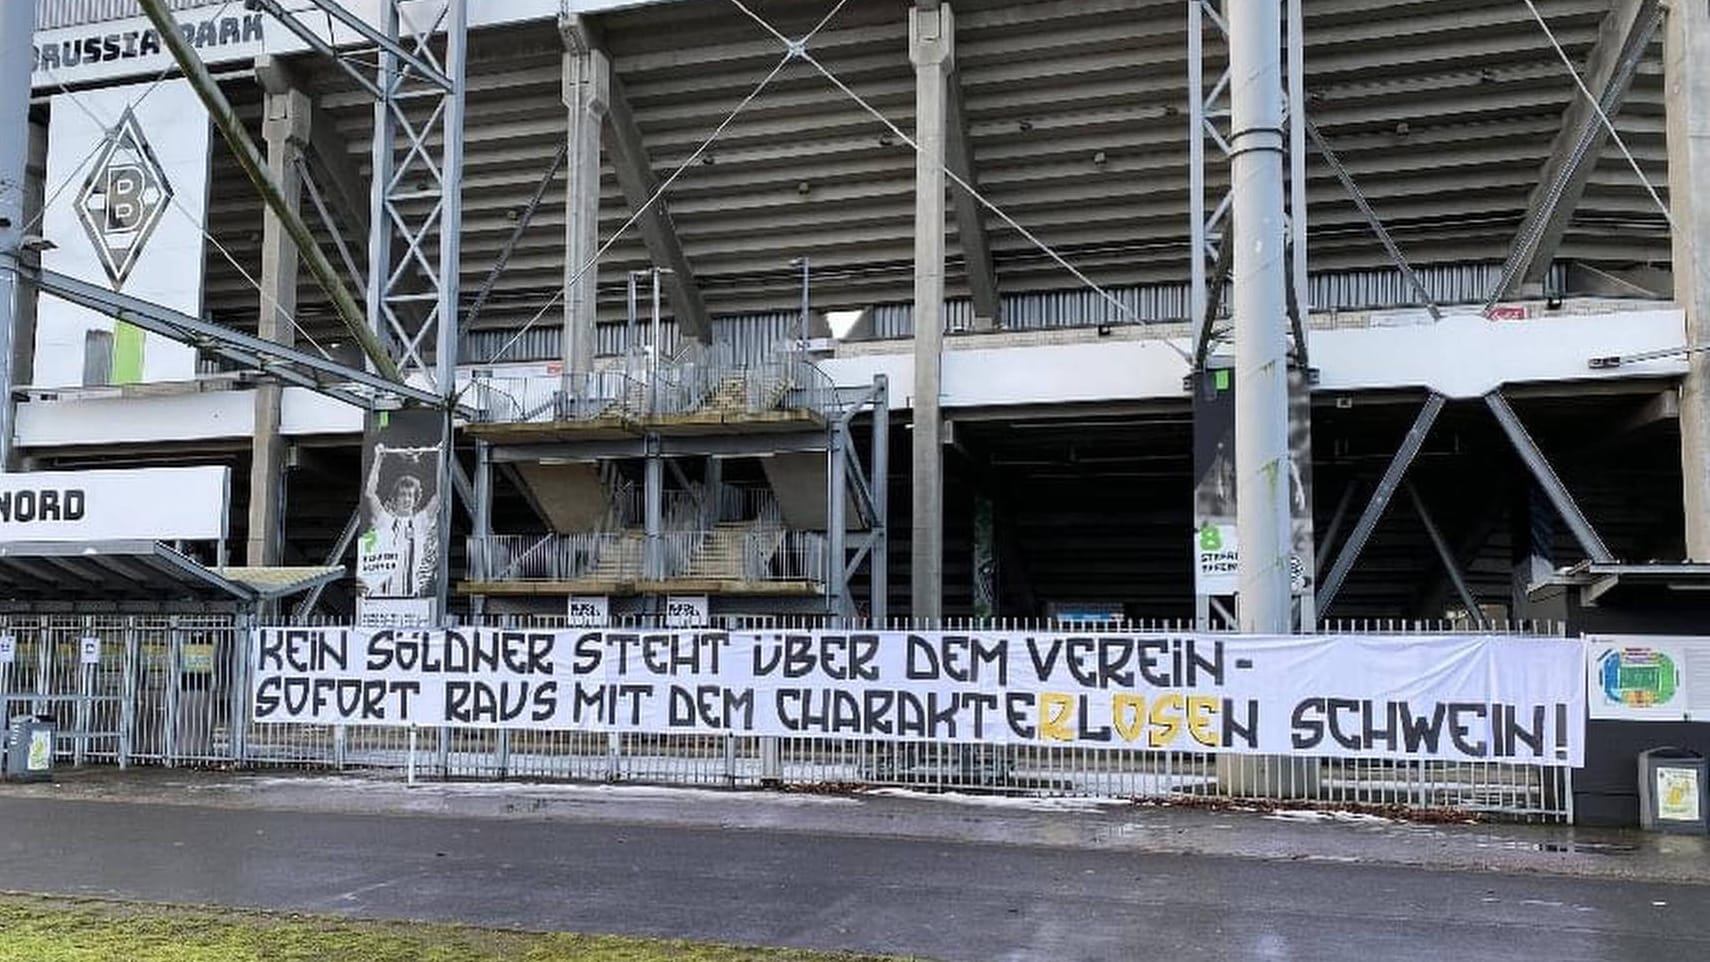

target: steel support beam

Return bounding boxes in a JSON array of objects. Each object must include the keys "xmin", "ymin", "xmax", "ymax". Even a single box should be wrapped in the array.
[
  {"xmin": 259, "ymin": 0, "xmax": 454, "ymax": 92},
  {"xmin": 1305, "ymin": 118, "xmax": 1442, "ymax": 321},
  {"xmin": 291, "ymin": 506, "xmax": 361, "ymax": 623},
  {"xmin": 945, "ymin": 66, "xmax": 999, "ymax": 329},
  {"xmin": 0, "ymin": 0, "xmax": 33, "ymax": 469},
  {"xmin": 828, "ymin": 421, "xmax": 850, "ymax": 618},
  {"xmin": 1230, "ymin": 0, "xmax": 1292, "ymax": 633},
  {"xmin": 32, "ymin": 269, "xmax": 442, "ymax": 409},
  {"xmin": 1484, "ymin": 390, "xmax": 1615, "ymax": 564},
  {"xmin": 1405, "ymin": 482, "xmax": 1482, "ymax": 623},
  {"xmin": 1496, "ymin": 0, "xmax": 1662, "ymax": 299},
  {"xmin": 870, "ymin": 375, "xmax": 890, "ymax": 625},
  {"xmin": 910, "ymin": 4, "xmax": 953, "ymax": 623},
  {"xmin": 1317, "ymin": 393, "xmax": 1445, "ymax": 616},
  {"xmin": 136, "ymin": 0, "xmax": 398, "ymax": 382},
  {"xmin": 1666, "ymin": 0, "xmax": 1710, "ymax": 561}
]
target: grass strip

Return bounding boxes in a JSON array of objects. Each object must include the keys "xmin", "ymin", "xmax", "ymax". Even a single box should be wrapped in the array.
[{"xmin": 0, "ymin": 894, "xmax": 919, "ymax": 962}]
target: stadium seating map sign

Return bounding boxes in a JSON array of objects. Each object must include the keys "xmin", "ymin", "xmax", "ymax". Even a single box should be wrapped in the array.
[{"xmin": 1586, "ymin": 636, "xmax": 1710, "ymax": 722}]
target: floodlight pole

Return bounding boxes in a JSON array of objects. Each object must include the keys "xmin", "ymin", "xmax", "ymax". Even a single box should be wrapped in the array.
[{"xmin": 1230, "ymin": 1, "xmax": 1293, "ymax": 633}]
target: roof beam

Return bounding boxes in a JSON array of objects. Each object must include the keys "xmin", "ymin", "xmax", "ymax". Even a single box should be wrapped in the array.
[
  {"xmin": 1495, "ymin": 0, "xmax": 1662, "ymax": 298},
  {"xmin": 565, "ymin": 18, "xmax": 709, "ymax": 343},
  {"xmin": 945, "ymin": 65, "xmax": 999, "ymax": 329}
]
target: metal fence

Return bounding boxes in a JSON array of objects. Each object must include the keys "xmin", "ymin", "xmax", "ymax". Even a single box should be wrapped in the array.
[{"xmin": 0, "ymin": 613, "xmax": 1574, "ymax": 822}]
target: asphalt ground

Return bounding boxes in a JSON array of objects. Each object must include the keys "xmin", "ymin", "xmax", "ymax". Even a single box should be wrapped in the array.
[{"xmin": 0, "ymin": 771, "xmax": 1706, "ymax": 961}]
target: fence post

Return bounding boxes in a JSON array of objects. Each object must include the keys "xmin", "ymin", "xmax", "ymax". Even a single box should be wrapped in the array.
[
  {"xmin": 118, "ymin": 620, "xmax": 138, "ymax": 770},
  {"xmin": 163, "ymin": 617, "xmax": 182, "ymax": 767},
  {"xmin": 73, "ymin": 634, "xmax": 92, "ymax": 769},
  {"xmin": 228, "ymin": 613, "xmax": 251, "ymax": 766},
  {"xmin": 32, "ymin": 615, "xmax": 50, "ymax": 719}
]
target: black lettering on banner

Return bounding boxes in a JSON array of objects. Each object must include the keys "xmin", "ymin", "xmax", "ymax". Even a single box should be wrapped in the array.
[
  {"xmin": 1006, "ymin": 692, "xmax": 1036, "ymax": 739},
  {"xmin": 563, "ymin": 682, "xmax": 653, "ymax": 725},
  {"xmin": 572, "ymin": 632, "xmax": 603, "ymax": 673},
  {"xmin": 444, "ymin": 680, "xmax": 556, "ymax": 724},
  {"xmin": 1399, "ymin": 702, "xmax": 1446, "ymax": 752},
  {"xmin": 254, "ymin": 676, "xmax": 418, "ymax": 721},
  {"xmin": 1326, "ymin": 698, "xmax": 1363, "ymax": 751},
  {"xmin": 258, "ymin": 629, "xmax": 347, "ymax": 673},
  {"xmin": 905, "ymin": 634, "xmax": 1007, "ymax": 684},
  {"xmin": 667, "ymin": 685, "xmax": 753, "ymax": 730},
  {"xmin": 1222, "ymin": 698, "xmax": 1258, "ymax": 749},
  {"xmin": 1447, "ymin": 702, "xmax": 1488, "ymax": 757},
  {"xmin": 1290, "ymin": 697, "xmax": 1326, "ymax": 750}
]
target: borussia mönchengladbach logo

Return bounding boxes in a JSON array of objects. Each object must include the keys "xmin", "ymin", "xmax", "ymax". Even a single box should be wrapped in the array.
[{"xmin": 75, "ymin": 106, "xmax": 173, "ymax": 288}]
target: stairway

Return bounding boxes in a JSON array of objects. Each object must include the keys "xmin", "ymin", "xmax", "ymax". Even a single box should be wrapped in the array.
[
  {"xmin": 682, "ymin": 524, "xmax": 744, "ymax": 580},
  {"xmin": 585, "ymin": 531, "xmax": 643, "ymax": 581}
]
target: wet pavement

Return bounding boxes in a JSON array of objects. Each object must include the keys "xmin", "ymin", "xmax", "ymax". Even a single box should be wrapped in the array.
[{"xmin": 0, "ymin": 770, "xmax": 1706, "ymax": 961}]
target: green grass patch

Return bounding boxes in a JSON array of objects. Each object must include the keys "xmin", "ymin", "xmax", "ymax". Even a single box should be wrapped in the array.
[{"xmin": 0, "ymin": 895, "xmax": 919, "ymax": 962}]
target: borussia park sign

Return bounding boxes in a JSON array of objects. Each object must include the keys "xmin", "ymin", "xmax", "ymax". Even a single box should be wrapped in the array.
[{"xmin": 251, "ymin": 629, "xmax": 1586, "ymax": 766}]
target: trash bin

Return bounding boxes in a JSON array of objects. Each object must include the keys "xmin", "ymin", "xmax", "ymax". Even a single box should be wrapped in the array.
[
  {"xmin": 1637, "ymin": 747, "xmax": 1708, "ymax": 834},
  {"xmin": 1, "ymin": 715, "xmax": 56, "ymax": 781}
]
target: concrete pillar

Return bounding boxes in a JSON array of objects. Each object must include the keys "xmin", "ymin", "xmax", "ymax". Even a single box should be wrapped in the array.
[
  {"xmin": 247, "ymin": 73, "xmax": 311, "ymax": 567},
  {"xmin": 562, "ymin": 41, "xmax": 609, "ymax": 383},
  {"xmin": 1666, "ymin": 1, "xmax": 1710, "ymax": 560},
  {"xmin": 909, "ymin": 4, "xmax": 953, "ymax": 623},
  {"xmin": 0, "ymin": 0, "xmax": 36, "ymax": 469}
]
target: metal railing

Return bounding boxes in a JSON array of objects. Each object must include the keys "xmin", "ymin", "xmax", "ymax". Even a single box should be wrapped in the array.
[
  {"xmin": 466, "ymin": 369, "xmax": 643, "ymax": 424},
  {"xmin": 467, "ymin": 533, "xmax": 639, "ymax": 583},
  {"xmin": 747, "ymin": 529, "xmax": 826, "ymax": 583},
  {"xmin": 468, "ymin": 527, "xmax": 822, "ymax": 585},
  {"xmin": 0, "ymin": 613, "xmax": 1578, "ymax": 823},
  {"xmin": 468, "ymin": 342, "xmax": 839, "ymax": 425}
]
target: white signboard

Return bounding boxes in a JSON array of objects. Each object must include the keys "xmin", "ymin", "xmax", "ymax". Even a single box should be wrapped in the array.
[
  {"xmin": 251, "ymin": 629, "xmax": 1586, "ymax": 766},
  {"xmin": 1194, "ymin": 523, "xmax": 1239, "ymax": 596},
  {"xmin": 78, "ymin": 636, "xmax": 102, "ymax": 666},
  {"xmin": 355, "ymin": 597, "xmax": 439, "ymax": 629},
  {"xmin": 0, "ymin": 467, "xmax": 229, "ymax": 543},
  {"xmin": 29, "ymin": 2, "xmax": 615, "ymax": 89},
  {"xmin": 0, "ymin": 635, "xmax": 15, "ymax": 664},
  {"xmin": 1586, "ymin": 636, "xmax": 1710, "ymax": 722},
  {"xmin": 664, "ymin": 595, "xmax": 709, "ymax": 628},
  {"xmin": 567, "ymin": 596, "xmax": 609, "ymax": 628},
  {"xmin": 36, "ymin": 79, "xmax": 208, "ymax": 387}
]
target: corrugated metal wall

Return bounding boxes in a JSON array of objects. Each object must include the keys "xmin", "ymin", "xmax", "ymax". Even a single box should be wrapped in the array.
[
  {"xmin": 464, "ymin": 261, "xmax": 1574, "ymax": 363},
  {"xmin": 34, "ymin": 0, "xmax": 224, "ymax": 30}
]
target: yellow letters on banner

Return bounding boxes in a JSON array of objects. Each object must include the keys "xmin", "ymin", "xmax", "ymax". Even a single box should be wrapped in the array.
[
  {"xmin": 1040, "ymin": 692, "xmax": 1075, "ymax": 741},
  {"xmin": 1187, "ymin": 695, "xmax": 1218, "ymax": 748},
  {"xmin": 1110, "ymin": 692, "xmax": 1220, "ymax": 748}
]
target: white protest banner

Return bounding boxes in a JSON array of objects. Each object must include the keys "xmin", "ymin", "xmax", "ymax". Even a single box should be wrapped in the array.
[
  {"xmin": 251, "ymin": 629, "xmax": 1586, "ymax": 766},
  {"xmin": 0, "ymin": 467, "xmax": 230, "ymax": 543}
]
